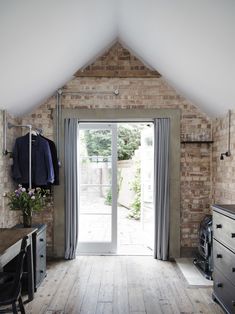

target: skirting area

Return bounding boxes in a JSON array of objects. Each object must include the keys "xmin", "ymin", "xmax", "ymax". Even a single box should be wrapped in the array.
[{"xmin": 25, "ymin": 256, "xmax": 222, "ymax": 314}]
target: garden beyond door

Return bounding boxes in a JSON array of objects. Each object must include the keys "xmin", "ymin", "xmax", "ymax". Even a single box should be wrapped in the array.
[
  {"xmin": 77, "ymin": 123, "xmax": 154, "ymax": 255},
  {"xmin": 77, "ymin": 123, "xmax": 117, "ymax": 254}
]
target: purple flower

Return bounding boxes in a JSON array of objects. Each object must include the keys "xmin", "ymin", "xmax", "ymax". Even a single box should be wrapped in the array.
[{"xmin": 15, "ymin": 189, "xmax": 22, "ymax": 195}]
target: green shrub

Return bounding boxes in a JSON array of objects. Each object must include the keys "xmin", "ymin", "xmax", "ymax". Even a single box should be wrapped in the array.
[
  {"xmin": 105, "ymin": 189, "xmax": 112, "ymax": 205},
  {"xmin": 128, "ymin": 165, "xmax": 141, "ymax": 220},
  {"xmin": 104, "ymin": 171, "xmax": 123, "ymax": 206},
  {"xmin": 84, "ymin": 125, "xmax": 141, "ymax": 161}
]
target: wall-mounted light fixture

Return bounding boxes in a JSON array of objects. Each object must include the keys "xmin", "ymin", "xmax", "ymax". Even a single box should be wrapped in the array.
[
  {"xmin": 220, "ymin": 109, "xmax": 231, "ymax": 160},
  {"xmin": 220, "ymin": 151, "xmax": 231, "ymax": 160}
]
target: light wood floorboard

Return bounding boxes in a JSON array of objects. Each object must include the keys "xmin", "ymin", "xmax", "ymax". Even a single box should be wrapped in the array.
[{"xmin": 25, "ymin": 256, "xmax": 223, "ymax": 314}]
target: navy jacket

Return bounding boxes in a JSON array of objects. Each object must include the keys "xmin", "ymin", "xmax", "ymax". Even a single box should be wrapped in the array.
[
  {"xmin": 12, "ymin": 133, "xmax": 54, "ymax": 186},
  {"xmin": 40, "ymin": 135, "xmax": 59, "ymax": 185}
]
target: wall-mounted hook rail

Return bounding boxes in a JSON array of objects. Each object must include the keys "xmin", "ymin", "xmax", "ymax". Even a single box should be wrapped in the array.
[
  {"xmin": 2, "ymin": 111, "xmax": 44, "ymax": 189},
  {"xmin": 8, "ymin": 122, "xmax": 33, "ymax": 189}
]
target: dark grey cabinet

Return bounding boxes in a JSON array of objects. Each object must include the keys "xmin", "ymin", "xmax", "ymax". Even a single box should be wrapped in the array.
[
  {"xmin": 10, "ymin": 224, "xmax": 47, "ymax": 292},
  {"xmin": 212, "ymin": 205, "xmax": 235, "ymax": 314},
  {"xmin": 32, "ymin": 224, "xmax": 47, "ymax": 290}
]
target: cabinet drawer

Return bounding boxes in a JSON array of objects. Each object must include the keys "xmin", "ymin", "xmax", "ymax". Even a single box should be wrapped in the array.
[
  {"xmin": 213, "ymin": 239, "xmax": 235, "ymax": 286},
  {"xmin": 213, "ymin": 268, "xmax": 235, "ymax": 314},
  {"xmin": 36, "ymin": 247, "xmax": 46, "ymax": 288},
  {"xmin": 36, "ymin": 247, "xmax": 46, "ymax": 270},
  {"xmin": 213, "ymin": 211, "xmax": 235, "ymax": 252},
  {"xmin": 36, "ymin": 229, "xmax": 46, "ymax": 252},
  {"xmin": 36, "ymin": 267, "xmax": 46, "ymax": 288}
]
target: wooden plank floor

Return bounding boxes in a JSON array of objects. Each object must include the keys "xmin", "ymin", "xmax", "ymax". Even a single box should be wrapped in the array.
[{"xmin": 25, "ymin": 256, "xmax": 223, "ymax": 314}]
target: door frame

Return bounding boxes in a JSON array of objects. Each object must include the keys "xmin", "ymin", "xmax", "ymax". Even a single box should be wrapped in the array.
[
  {"xmin": 53, "ymin": 108, "xmax": 181, "ymax": 259},
  {"xmin": 77, "ymin": 123, "xmax": 118, "ymax": 254}
]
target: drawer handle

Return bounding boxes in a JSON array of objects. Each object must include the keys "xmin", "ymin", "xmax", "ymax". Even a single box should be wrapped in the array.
[
  {"xmin": 40, "ymin": 270, "xmax": 44, "ymax": 274},
  {"xmin": 216, "ymin": 283, "xmax": 223, "ymax": 288},
  {"xmin": 216, "ymin": 254, "xmax": 222, "ymax": 258},
  {"xmin": 231, "ymin": 233, "xmax": 235, "ymax": 238},
  {"xmin": 216, "ymin": 224, "xmax": 222, "ymax": 229},
  {"xmin": 232, "ymin": 267, "xmax": 235, "ymax": 272},
  {"xmin": 39, "ymin": 238, "xmax": 44, "ymax": 242},
  {"xmin": 40, "ymin": 254, "xmax": 44, "ymax": 258}
]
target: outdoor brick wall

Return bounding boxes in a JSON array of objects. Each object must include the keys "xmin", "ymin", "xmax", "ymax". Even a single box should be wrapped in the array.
[
  {"xmin": 212, "ymin": 111, "xmax": 235, "ymax": 204},
  {"xmin": 1, "ymin": 42, "xmax": 213, "ymax": 254}
]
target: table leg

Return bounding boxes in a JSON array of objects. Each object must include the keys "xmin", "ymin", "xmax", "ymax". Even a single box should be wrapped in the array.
[{"xmin": 26, "ymin": 237, "xmax": 34, "ymax": 302}]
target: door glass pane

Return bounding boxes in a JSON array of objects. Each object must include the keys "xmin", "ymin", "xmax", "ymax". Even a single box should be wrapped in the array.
[
  {"xmin": 78, "ymin": 127, "xmax": 113, "ymax": 243},
  {"xmin": 80, "ymin": 186, "xmax": 112, "ymax": 214},
  {"xmin": 79, "ymin": 214, "xmax": 111, "ymax": 242},
  {"xmin": 80, "ymin": 156, "xmax": 112, "ymax": 186}
]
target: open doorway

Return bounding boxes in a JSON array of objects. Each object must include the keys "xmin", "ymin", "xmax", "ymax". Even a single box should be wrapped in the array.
[
  {"xmin": 77, "ymin": 122, "xmax": 154, "ymax": 255},
  {"xmin": 117, "ymin": 123, "xmax": 154, "ymax": 255}
]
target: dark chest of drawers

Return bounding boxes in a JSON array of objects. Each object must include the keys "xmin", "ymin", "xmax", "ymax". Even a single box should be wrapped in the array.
[
  {"xmin": 7, "ymin": 224, "xmax": 47, "ymax": 292},
  {"xmin": 212, "ymin": 205, "xmax": 235, "ymax": 314},
  {"xmin": 33, "ymin": 224, "xmax": 47, "ymax": 290}
]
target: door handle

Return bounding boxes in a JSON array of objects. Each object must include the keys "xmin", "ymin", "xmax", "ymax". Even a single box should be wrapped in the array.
[
  {"xmin": 216, "ymin": 224, "xmax": 222, "ymax": 229},
  {"xmin": 216, "ymin": 254, "xmax": 222, "ymax": 258},
  {"xmin": 231, "ymin": 233, "xmax": 235, "ymax": 238},
  {"xmin": 216, "ymin": 283, "xmax": 223, "ymax": 288}
]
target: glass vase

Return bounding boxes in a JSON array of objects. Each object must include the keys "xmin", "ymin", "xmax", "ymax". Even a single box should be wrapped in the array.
[{"xmin": 23, "ymin": 212, "xmax": 32, "ymax": 228}]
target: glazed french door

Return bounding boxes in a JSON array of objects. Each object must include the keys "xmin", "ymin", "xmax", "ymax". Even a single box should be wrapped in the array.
[{"xmin": 77, "ymin": 123, "xmax": 117, "ymax": 254}]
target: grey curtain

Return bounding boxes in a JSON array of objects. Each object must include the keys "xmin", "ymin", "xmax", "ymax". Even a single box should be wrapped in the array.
[
  {"xmin": 154, "ymin": 118, "xmax": 170, "ymax": 261},
  {"xmin": 64, "ymin": 118, "xmax": 79, "ymax": 259}
]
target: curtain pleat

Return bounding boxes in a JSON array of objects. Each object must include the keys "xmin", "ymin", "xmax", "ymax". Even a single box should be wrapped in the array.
[
  {"xmin": 64, "ymin": 118, "xmax": 79, "ymax": 259},
  {"xmin": 154, "ymin": 118, "xmax": 170, "ymax": 260}
]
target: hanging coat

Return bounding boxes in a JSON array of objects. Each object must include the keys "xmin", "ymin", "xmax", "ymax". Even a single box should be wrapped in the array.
[
  {"xmin": 12, "ymin": 133, "xmax": 54, "ymax": 186},
  {"xmin": 40, "ymin": 135, "xmax": 60, "ymax": 185}
]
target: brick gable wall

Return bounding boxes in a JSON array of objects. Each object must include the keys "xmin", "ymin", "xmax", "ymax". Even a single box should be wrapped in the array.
[{"xmin": 2, "ymin": 42, "xmax": 213, "ymax": 255}]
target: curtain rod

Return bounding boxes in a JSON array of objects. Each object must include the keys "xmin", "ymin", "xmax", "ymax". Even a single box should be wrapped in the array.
[{"xmin": 76, "ymin": 120, "xmax": 154, "ymax": 123}]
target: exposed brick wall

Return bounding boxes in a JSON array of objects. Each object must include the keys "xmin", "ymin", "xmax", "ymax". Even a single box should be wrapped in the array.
[
  {"xmin": 1, "ymin": 42, "xmax": 213, "ymax": 254},
  {"xmin": 0, "ymin": 110, "xmax": 54, "ymax": 254},
  {"xmin": 181, "ymin": 143, "xmax": 212, "ymax": 247},
  {"xmin": 75, "ymin": 42, "xmax": 160, "ymax": 78},
  {"xmin": 212, "ymin": 111, "xmax": 235, "ymax": 204},
  {"xmin": 0, "ymin": 110, "xmax": 22, "ymax": 227},
  {"xmin": 21, "ymin": 98, "xmax": 56, "ymax": 255}
]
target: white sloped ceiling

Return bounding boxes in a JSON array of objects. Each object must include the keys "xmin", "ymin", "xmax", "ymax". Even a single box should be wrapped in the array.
[
  {"xmin": 118, "ymin": 0, "xmax": 235, "ymax": 117},
  {"xmin": 0, "ymin": 0, "xmax": 234, "ymax": 117},
  {"xmin": 0, "ymin": 0, "xmax": 117, "ymax": 116}
]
